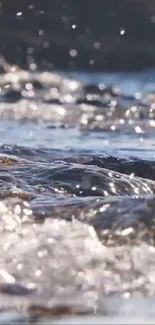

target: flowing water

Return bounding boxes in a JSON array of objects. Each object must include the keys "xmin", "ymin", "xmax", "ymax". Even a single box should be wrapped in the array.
[{"xmin": 1, "ymin": 68, "xmax": 155, "ymax": 323}]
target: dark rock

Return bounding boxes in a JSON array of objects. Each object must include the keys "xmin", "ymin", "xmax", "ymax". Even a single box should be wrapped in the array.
[{"xmin": 0, "ymin": 90, "xmax": 22, "ymax": 103}]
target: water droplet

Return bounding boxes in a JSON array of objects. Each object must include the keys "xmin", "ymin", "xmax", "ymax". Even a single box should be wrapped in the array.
[
  {"xmin": 29, "ymin": 63, "xmax": 37, "ymax": 71},
  {"xmin": 17, "ymin": 263, "xmax": 23, "ymax": 271},
  {"xmin": 111, "ymin": 125, "xmax": 116, "ymax": 131},
  {"xmin": 89, "ymin": 59, "xmax": 94, "ymax": 65},
  {"xmin": 16, "ymin": 12, "xmax": 22, "ymax": 17},
  {"xmin": 35, "ymin": 270, "xmax": 42, "ymax": 277},
  {"xmin": 120, "ymin": 28, "xmax": 126, "ymax": 35},
  {"xmin": 28, "ymin": 4, "xmax": 35, "ymax": 10},
  {"xmin": 135, "ymin": 126, "xmax": 143, "ymax": 134},
  {"xmin": 72, "ymin": 24, "xmax": 77, "ymax": 29},
  {"xmin": 94, "ymin": 42, "xmax": 101, "ymax": 50},
  {"xmin": 69, "ymin": 49, "xmax": 78, "ymax": 57},
  {"xmin": 38, "ymin": 29, "xmax": 44, "ymax": 36}
]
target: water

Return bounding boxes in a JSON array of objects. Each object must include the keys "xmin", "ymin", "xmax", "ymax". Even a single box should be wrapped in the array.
[{"xmin": 1, "ymin": 68, "xmax": 155, "ymax": 323}]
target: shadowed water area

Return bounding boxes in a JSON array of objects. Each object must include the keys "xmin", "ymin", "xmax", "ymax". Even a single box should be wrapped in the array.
[{"xmin": 1, "ymin": 68, "xmax": 155, "ymax": 323}]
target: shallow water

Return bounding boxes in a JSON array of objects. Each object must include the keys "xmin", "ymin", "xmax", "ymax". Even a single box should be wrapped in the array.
[{"xmin": 1, "ymin": 69, "xmax": 155, "ymax": 323}]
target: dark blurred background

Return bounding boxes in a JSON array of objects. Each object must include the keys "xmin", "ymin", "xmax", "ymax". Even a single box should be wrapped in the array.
[{"xmin": 1, "ymin": 0, "xmax": 155, "ymax": 71}]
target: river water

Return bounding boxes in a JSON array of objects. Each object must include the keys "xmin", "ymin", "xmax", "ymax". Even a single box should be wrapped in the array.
[{"xmin": 1, "ymin": 68, "xmax": 155, "ymax": 323}]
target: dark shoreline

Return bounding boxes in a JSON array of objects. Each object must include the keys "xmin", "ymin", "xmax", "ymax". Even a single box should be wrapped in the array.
[{"xmin": 1, "ymin": 0, "xmax": 155, "ymax": 71}]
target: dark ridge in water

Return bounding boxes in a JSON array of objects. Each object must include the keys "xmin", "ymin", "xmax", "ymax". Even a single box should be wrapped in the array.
[
  {"xmin": 0, "ymin": 144, "xmax": 155, "ymax": 182},
  {"xmin": 79, "ymin": 156, "xmax": 155, "ymax": 181},
  {"xmin": 0, "ymin": 150, "xmax": 154, "ymax": 199}
]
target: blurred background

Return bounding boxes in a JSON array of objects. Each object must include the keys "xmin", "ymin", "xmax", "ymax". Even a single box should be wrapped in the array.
[{"xmin": 1, "ymin": 0, "xmax": 155, "ymax": 71}]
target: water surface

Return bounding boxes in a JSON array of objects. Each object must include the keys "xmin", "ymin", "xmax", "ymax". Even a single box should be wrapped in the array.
[{"xmin": 0, "ymin": 69, "xmax": 155, "ymax": 323}]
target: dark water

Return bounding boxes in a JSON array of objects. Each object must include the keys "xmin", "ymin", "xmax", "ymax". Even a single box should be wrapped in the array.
[{"xmin": 1, "ymin": 68, "xmax": 155, "ymax": 323}]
